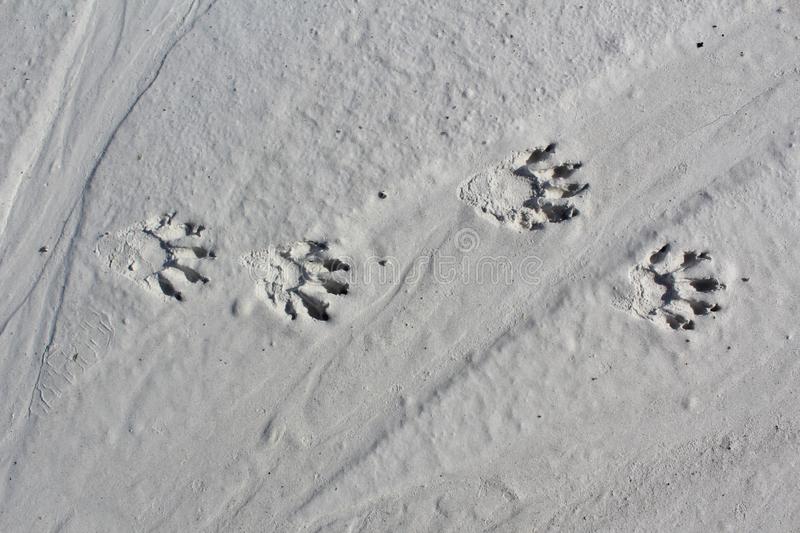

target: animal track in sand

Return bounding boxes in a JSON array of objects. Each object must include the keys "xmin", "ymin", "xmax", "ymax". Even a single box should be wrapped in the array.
[
  {"xmin": 459, "ymin": 143, "xmax": 589, "ymax": 230},
  {"xmin": 242, "ymin": 240, "xmax": 350, "ymax": 322},
  {"xmin": 95, "ymin": 212, "xmax": 215, "ymax": 302},
  {"xmin": 629, "ymin": 243, "xmax": 726, "ymax": 330}
]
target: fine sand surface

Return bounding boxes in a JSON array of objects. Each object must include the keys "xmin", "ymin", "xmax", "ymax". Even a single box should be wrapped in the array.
[{"xmin": 2, "ymin": 1, "xmax": 800, "ymax": 531}]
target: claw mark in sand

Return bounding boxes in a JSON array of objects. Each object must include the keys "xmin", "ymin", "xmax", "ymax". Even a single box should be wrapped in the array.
[
  {"xmin": 95, "ymin": 212, "xmax": 215, "ymax": 301},
  {"xmin": 629, "ymin": 243, "xmax": 726, "ymax": 330},
  {"xmin": 459, "ymin": 143, "xmax": 589, "ymax": 230},
  {"xmin": 242, "ymin": 240, "xmax": 350, "ymax": 322}
]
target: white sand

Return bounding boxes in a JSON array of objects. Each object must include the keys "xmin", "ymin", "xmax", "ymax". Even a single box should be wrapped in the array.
[{"xmin": 1, "ymin": 1, "xmax": 799, "ymax": 530}]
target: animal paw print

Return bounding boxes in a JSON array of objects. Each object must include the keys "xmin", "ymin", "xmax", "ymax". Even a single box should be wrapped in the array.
[
  {"xmin": 242, "ymin": 240, "xmax": 350, "ymax": 321},
  {"xmin": 630, "ymin": 243, "xmax": 726, "ymax": 330},
  {"xmin": 95, "ymin": 212, "xmax": 215, "ymax": 302},
  {"xmin": 459, "ymin": 143, "xmax": 589, "ymax": 230}
]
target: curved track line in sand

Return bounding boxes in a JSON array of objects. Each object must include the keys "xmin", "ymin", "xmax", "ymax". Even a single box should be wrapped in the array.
[{"xmin": 8, "ymin": 0, "xmax": 222, "ymax": 421}]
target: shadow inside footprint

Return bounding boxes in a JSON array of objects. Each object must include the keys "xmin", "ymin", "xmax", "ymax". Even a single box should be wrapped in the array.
[
  {"xmin": 295, "ymin": 290, "xmax": 330, "ymax": 321},
  {"xmin": 157, "ymin": 273, "xmax": 184, "ymax": 302}
]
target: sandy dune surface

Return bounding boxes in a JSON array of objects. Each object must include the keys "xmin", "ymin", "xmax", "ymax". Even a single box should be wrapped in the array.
[{"xmin": 1, "ymin": 1, "xmax": 799, "ymax": 531}]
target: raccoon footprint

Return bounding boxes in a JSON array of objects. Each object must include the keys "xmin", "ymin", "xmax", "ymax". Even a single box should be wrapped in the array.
[
  {"xmin": 459, "ymin": 143, "xmax": 588, "ymax": 230},
  {"xmin": 630, "ymin": 243, "xmax": 726, "ymax": 330},
  {"xmin": 95, "ymin": 212, "xmax": 215, "ymax": 302},
  {"xmin": 242, "ymin": 240, "xmax": 350, "ymax": 322}
]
